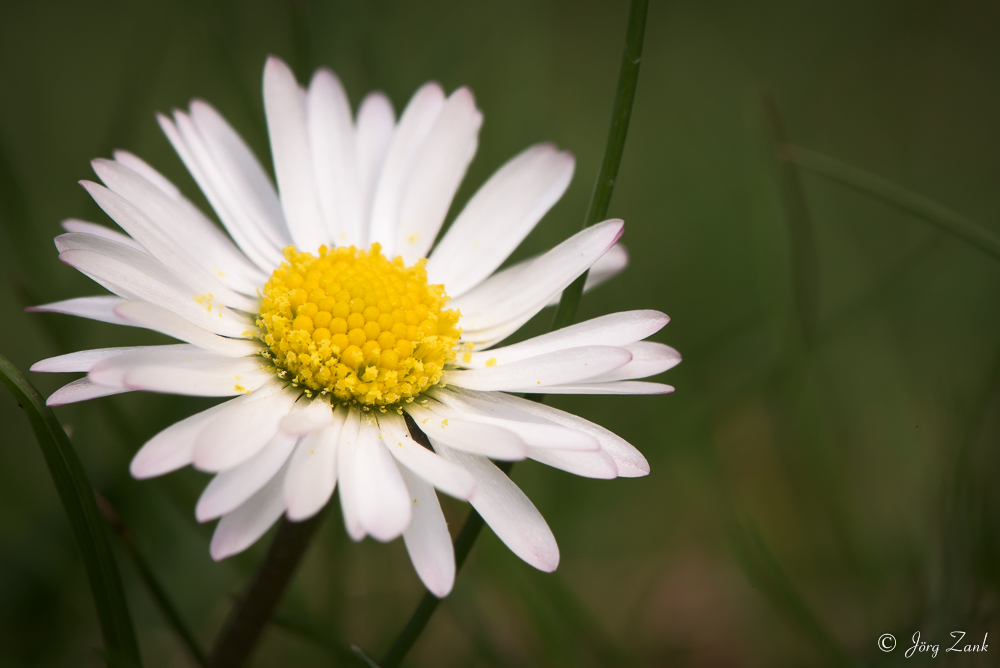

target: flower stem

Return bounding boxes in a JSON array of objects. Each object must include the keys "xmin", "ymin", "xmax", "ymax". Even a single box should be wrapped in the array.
[
  {"xmin": 207, "ymin": 512, "xmax": 325, "ymax": 668},
  {"xmin": 550, "ymin": 0, "xmax": 650, "ymax": 332},
  {"xmin": 381, "ymin": 1, "xmax": 650, "ymax": 665},
  {"xmin": 380, "ymin": 462, "xmax": 511, "ymax": 668}
]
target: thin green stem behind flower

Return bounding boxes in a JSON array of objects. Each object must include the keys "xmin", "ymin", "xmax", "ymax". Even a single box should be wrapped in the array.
[{"xmin": 381, "ymin": 1, "xmax": 651, "ymax": 665}]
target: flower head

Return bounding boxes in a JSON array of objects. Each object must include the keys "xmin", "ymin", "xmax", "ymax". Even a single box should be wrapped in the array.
[
  {"xmin": 31, "ymin": 56, "xmax": 678, "ymax": 597},
  {"xmin": 259, "ymin": 243, "xmax": 461, "ymax": 404}
]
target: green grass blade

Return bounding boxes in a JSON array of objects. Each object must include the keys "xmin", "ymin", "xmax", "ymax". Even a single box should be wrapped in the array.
[
  {"xmin": 790, "ymin": 146, "xmax": 1000, "ymax": 262},
  {"xmin": 350, "ymin": 645, "xmax": 382, "ymax": 668},
  {"xmin": 550, "ymin": 0, "xmax": 650, "ymax": 331},
  {"xmin": 380, "ymin": 450, "xmax": 505, "ymax": 668},
  {"xmin": 382, "ymin": 2, "xmax": 651, "ymax": 664},
  {"xmin": 98, "ymin": 496, "xmax": 207, "ymax": 666},
  {"xmin": 0, "ymin": 353, "xmax": 142, "ymax": 668},
  {"xmin": 529, "ymin": 572, "xmax": 634, "ymax": 666},
  {"xmin": 269, "ymin": 611, "xmax": 370, "ymax": 666},
  {"xmin": 729, "ymin": 519, "xmax": 850, "ymax": 666},
  {"xmin": 759, "ymin": 91, "xmax": 822, "ymax": 343}
]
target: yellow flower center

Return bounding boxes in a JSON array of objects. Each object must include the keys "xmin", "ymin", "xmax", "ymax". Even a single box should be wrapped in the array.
[{"xmin": 257, "ymin": 244, "xmax": 460, "ymax": 407}]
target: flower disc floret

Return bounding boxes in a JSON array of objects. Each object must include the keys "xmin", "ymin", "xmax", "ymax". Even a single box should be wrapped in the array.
[{"xmin": 258, "ymin": 243, "xmax": 460, "ymax": 406}]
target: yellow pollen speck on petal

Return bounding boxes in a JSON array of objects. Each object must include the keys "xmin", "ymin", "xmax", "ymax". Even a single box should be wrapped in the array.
[
  {"xmin": 462, "ymin": 352, "xmax": 472, "ymax": 363},
  {"xmin": 440, "ymin": 419, "xmax": 449, "ymax": 428},
  {"xmin": 194, "ymin": 293, "xmax": 215, "ymax": 312},
  {"xmin": 258, "ymin": 243, "xmax": 460, "ymax": 406},
  {"xmin": 407, "ymin": 233, "xmax": 419, "ymax": 244},
  {"xmin": 486, "ymin": 357, "xmax": 497, "ymax": 367},
  {"xmin": 234, "ymin": 384, "xmax": 245, "ymax": 393}
]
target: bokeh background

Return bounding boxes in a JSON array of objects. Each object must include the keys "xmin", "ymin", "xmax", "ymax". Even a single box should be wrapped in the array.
[{"xmin": 2, "ymin": 0, "xmax": 999, "ymax": 665}]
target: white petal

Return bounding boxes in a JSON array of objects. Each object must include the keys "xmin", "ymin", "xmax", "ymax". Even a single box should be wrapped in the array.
[
  {"xmin": 130, "ymin": 398, "xmax": 236, "ymax": 479},
  {"xmin": 279, "ymin": 395, "xmax": 334, "ymax": 435},
  {"xmin": 449, "ymin": 389, "xmax": 649, "ymax": 477},
  {"xmin": 27, "ymin": 296, "xmax": 134, "ymax": 327},
  {"xmin": 89, "ymin": 162, "xmax": 261, "ymax": 304},
  {"xmin": 453, "ymin": 219, "xmax": 625, "ymax": 345},
  {"xmin": 61, "ymin": 218, "xmax": 146, "ymax": 252},
  {"xmin": 527, "ymin": 447, "xmax": 618, "ymax": 479},
  {"xmin": 113, "ymin": 150, "xmax": 182, "ymax": 199},
  {"xmin": 196, "ymin": 430, "xmax": 298, "ymax": 521},
  {"xmin": 589, "ymin": 241, "xmax": 629, "ymax": 283},
  {"xmin": 355, "ymin": 92, "xmax": 395, "ymax": 241},
  {"xmin": 113, "ymin": 301, "xmax": 262, "ymax": 357},
  {"xmin": 457, "ymin": 310, "xmax": 669, "ymax": 369},
  {"xmin": 524, "ymin": 381, "xmax": 674, "ymax": 395},
  {"xmin": 59, "ymin": 243, "xmax": 254, "ymax": 338},
  {"xmin": 110, "ymin": 149, "xmax": 268, "ymax": 294},
  {"xmin": 47, "ymin": 377, "xmax": 131, "ymax": 406},
  {"xmin": 442, "ymin": 345, "xmax": 632, "ymax": 392},
  {"xmin": 394, "ymin": 87, "xmax": 482, "ymax": 264},
  {"xmin": 84, "ymin": 170, "xmax": 256, "ymax": 311},
  {"xmin": 433, "ymin": 442, "xmax": 558, "ymax": 571},
  {"xmin": 368, "ymin": 82, "xmax": 446, "ymax": 251},
  {"xmin": 544, "ymin": 242, "xmax": 629, "ymax": 306},
  {"xmin": 426, "ymin": 389, "xmax": 599, "ymax": 451},
  {"xmin": 263, "ymin": 56, "xmax": 327, "ymax": 253},
  {"xmin": 397, "ymin": 464, "xmax": 455, "ymax": 597},
  {"xmin": 427, "ymin": 143, "xmax": 575, "ymax": 296},
  {"xmin": 193, "ymin": 384, "xmax": 298, "ymax": 472},
  {"xmin": 32, "ymin": 346, "xmax": 146, "ymax": 373},
  {"xmin": 160, "ymin": 112, "xmax": 283, "ymax": 271},
  {"xmin": 336, "ymin": 407, "xmax": 364, "ymax": 540},
  {"xmin": 89, "ymin": 345, "xmax": 272, "ymax": 397},
  {"xmin": 353, "ymin": 414, "xmax": 412, "ymax": 542},
  {"xmin": 580, "ymin": 342, "xmax": 680, "ymax": 382},
  {"xmin": 404, "ymin": 402, "xmax": 528, "ymax": 460},
  {"xmin": 307, "ymin": 68, "xmax": 360, "ymax": 246},
  {"xmin": 210, "ymin": 464, "xmax": 288, "ymax": 561},
  {"xmin": 283, "ymin": 404, "xmax": 348, "ymax": 521},
  {"xmin": 377, "ymin": 412, "xmax": 476, "ymax": 500},
  {"xmin": 188, "ymin": 100, "xmax": 291, "ymax": 251}
]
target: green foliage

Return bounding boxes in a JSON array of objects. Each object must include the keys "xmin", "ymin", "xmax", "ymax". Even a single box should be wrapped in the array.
[
  {"xmin": 2, "ymin": 0, "xmax": 999, "ymax": 666},
  {"xmin": 791, "ymin": 147, "xmax": 1000, "ymax": 262},
  {"xmin": 0, "ymin": 354, "xmax": 142, "ymax": 668},
  {"xmin": 385, "ymin": 1, "xmax": 648, "ymax": 661},
  {"xmin": 100, "ymin": 498, "xmax": 207, "ymax": 666}
]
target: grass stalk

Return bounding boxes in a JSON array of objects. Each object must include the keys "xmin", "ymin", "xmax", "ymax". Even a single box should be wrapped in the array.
[{"xmin": 382, "ymin": 0, "xmax": 650, "ymax": 665}]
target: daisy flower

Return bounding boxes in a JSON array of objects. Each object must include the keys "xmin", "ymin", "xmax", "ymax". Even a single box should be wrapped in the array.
[{"xmin": 30, "ymin": 57, "xmax": 678, "ymax": 597}]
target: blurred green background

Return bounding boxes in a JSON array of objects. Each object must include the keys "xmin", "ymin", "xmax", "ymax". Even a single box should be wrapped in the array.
[{"xmin": 2, "ymin": 0, "xmax": 999, "ymax": 665}]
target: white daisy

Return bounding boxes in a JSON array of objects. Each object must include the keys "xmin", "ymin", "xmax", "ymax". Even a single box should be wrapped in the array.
[{"xmin": 31, "ymin": 56, "xmax": 678, "ymax": 598}]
